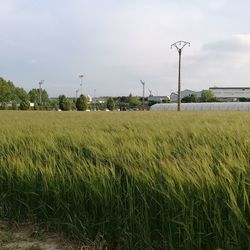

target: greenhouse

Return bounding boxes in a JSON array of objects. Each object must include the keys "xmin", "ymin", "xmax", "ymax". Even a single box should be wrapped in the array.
[{"xmin": 150, "ymin": 102, "xmax": 250, "ymax": 111}]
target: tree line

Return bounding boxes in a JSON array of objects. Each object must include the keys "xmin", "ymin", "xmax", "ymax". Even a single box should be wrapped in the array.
[
  {"xmin": 181, "ymin": 90, "xmax": 217, "ymax": 103},
  {"xmin": 0, "ymin": 77, "xmax": 149, "ymax": 111},
  {"xmin": 0, "ymin": 77, "xmax": 50, "ymax": 110},
  {"xmin": 1, "ymin": 76, "xmax": 229, "ymax": 111},
  {"xmin": 57, "ymin": 94, "xmax": 147, "ymax": 111}
]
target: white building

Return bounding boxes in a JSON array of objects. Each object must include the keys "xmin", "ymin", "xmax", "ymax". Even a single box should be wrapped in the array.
[
  {"xmin": 0, "ymin": 102, "xmax": 34, "ymax": 108},
  {"xmin": 170, "ymin": 89, "xmax": 201, "ymax": 102},
  {"xmin": 87, "ymin": 95, "xmax": 92, "ymax": 103},
  {"xmin": 150, "ymin": 102, "xmax": 250, "ymax": 112},
  {"xmin": 209, "ymin": 87, "xmax": 250, "ymax": 101}
]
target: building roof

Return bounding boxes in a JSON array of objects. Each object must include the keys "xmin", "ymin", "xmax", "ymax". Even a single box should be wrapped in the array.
[
  {"xmin": 210, "ymin": 87, "xmax": 250, "ymax": 90},
  {"xmin": 150, "ymin": 102, "xmax": 250, "ymax": 111}
]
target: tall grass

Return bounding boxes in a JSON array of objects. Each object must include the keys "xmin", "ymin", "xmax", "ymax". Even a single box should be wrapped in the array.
[{"xmin": 0, "ymin": 111, "xmax": 249, "ymax": 249}]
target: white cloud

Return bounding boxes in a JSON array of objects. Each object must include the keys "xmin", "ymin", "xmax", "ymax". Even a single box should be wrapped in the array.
[
  {"xmin": 182, "ymin": 35, "xmax": 250, "ymax": 90},
  {"xmin": 0, "ymin": 1, "xmax": 250, "ymax": 96}
]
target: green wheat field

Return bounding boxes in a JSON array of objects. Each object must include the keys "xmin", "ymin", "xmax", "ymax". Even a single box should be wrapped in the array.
[{"xmin": 0, "ymin": 111, "xmax": 249, "ymax": 249}]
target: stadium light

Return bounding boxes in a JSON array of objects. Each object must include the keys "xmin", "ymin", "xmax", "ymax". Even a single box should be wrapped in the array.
[{"xmin": 79, "ymin": 75, "xmax": 84, "ymax": 95}]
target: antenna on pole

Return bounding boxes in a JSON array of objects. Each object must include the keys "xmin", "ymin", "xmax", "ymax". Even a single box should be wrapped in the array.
[
  {"xmin": 140, "ymin": 80, "xmax": 145, "ymax": 110},
  {"xmin": 171, "ymin": 41, "xmax": 190, "ymax": 111},
  {"xmin": 39, "ymin": 80, "xmax": 44, "ymax": 106}
]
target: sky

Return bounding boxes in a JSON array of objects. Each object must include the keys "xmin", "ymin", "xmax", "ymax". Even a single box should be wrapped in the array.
[{"xmin": 0, "ymin": 0, "xmax": 250, "ymax": 97}]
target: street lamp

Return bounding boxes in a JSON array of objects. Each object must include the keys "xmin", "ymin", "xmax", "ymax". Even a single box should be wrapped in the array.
[
  {"xmin": 94, "ymin": 89, "xmax": 96, "ymax": 111},
  {"xmin": 140, "ymin": 80, "xmax": 145, "ymax": 110},
  {"xmin": 76, "ymin": 89, "xmax": 79, "ymax": 100},
  {"xmin": 79, "ymin": 75, "xmax": 84, "ymax": 95},
  {"xmin": 38, "ymin": 80, "xmax": 44, "ymax": 106},
  {"xmin": 171, "ymin": 41, "xmax": 190, "ymax": 111}
]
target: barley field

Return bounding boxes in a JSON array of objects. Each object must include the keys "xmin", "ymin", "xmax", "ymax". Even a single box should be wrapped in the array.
[{"xmin": 0, "ymin": 111, "xmax": 249, "ymax": 249}]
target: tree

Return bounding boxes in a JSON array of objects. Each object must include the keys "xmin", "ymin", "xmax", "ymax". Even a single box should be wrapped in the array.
[
  {"xmin": 29, "ymin": 89, "xmax": 40, "ymax": 103},
  {"xmin": 119, "ymin": 96, "xmax": 130, "ymax": 103},
  {"xmin": 0, "ymin": 78, "xmax": 29, "ymax": 103},
  {"xmin": 239, "ymin": 98, "xmax": 250, "ymax": 102},
  {"xmin": 200, "ymin": 90, "xmax": 216, "ymax": 102},
  {"xmin": 0, "ymin": 78, "xmax": 15, "ymax": 102},
  {"xmin": 63, "ymin": 100, "xmax": 72, "ymax": 111},
  {"xmin": 58, "ymin": 95, "xmax": 67, "ymax": 110},
  {"xmin": 15, "ymin": 87, "xmax": 28, "ymax": 102},
  {"xmin": 117, "ymin": 96, "xmax": 130, "ymax": 111},
  {"xmin": 96, "ymin": 102, "xmax": 106, "ymax": 111},
  {"xmin": 182, "ymin": 94, "xmax": 197, "ymax": 103},
  {"xmin": 29, "ymin": 88, "xmax": 49, "ymax": 106},
  {"xmin": 76, "ymin": 95, "xmax": 88, "ymax": 111},
  {"xmin": 33, "ymin": 102, "xmax": 39, "ymax": 110},
  {"xmin": 20, "ymin": 99, "xmax": 30, "ymax": 110},
  {"xmin": 58, "ymin": 95, "xmax": 72, "ymax": 111},
  {"xmin": 71, "ymin": 101, "xmax": 76, "ymax": 111},
  {"xmin": 12, "ymin": 101, "xmax": 17, "ymax": 110},
  {"xmin": 129, "ymin": 96, "xmax": 141, "ymax": 108},
  {"xmin": 107, "ymin": 97, "xmax": 115, "ymax": 111},
  {"xmin": 1, "ymin": 102, "xmax": 8, "ymax": 110},
  {"xmin": 162, "ymin": 98, "xmax": 170, "ymax": 103},
  {"xmin": 50, "ymin": 100, "xmax": 59, "ymax": 110}
]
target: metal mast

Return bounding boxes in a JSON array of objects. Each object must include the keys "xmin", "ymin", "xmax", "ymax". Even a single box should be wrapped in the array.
[
  {"xmin": 76, "ymin": 89, "xmax": 79, "ymax": 100},
  {"xmin": 79, "ymin": 75, "xmax": 84, "ymax": 95},
  {"xmin": 39, "ymin": 80, "xmax": 44, "ymax": 106},
  {"xmin": 140, "ymin": 80, "xmax": 145, "ymax": 110},
  {"xmin": 171, "ymin": 41, "xmax": 190, "ymax": 111},
  {"xmin": 94, "ymin": 89, "xmax": 96, "ymax": 111}
]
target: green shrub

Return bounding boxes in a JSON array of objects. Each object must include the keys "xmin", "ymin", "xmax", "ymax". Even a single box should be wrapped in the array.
[
  {"xmin": 76, "ymin": 95, "xmax": 88, "ymax": 111},
  {"xmin": 12, "ymin": 101, "xmax": 18, "ymax": 110},
  {"xmin": 20, "ymin": 99, "xmax": 30, "ymax": 110}
]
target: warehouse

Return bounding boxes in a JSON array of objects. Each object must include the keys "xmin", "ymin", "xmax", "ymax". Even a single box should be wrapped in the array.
[
  {"xmin": 170, "ymin": 89, "xmax": 202, "ymax": 102},
  {"xmin": 150, "ymin": 102, "xmax": 250, "ymax": 111},
  {"xmin": 209, "ymin": 87, "xmax": 250, "ymax": 101}
]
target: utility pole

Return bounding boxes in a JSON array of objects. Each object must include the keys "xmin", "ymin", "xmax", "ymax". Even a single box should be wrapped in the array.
[
  {"xmin": 39, "ymin": 80, "xmax": 44, "ymax": 106},
  {"xmin": 79, "ymin": 75, "xmax": 84, "ymax": 95},
  {"xmin": 171, "ymin": 41, "xmax": 190, "ymax": 111},
  {"xmin": 140, "ymin": 80, "xmax": 145, "ymax": 110}
]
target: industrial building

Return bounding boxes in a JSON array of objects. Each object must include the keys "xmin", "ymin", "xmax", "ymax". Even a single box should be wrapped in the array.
[
  {"xmin": 150, "ymin": 102, "xmax": 250, "ymax": 112},
  {"xmin": 170, "ymin": 87, "xmax": 250, "ymax": 102},
  {"xmin": 170, "ymin": 89, "xmax": 201, "ymax": 102},
  {"xmin": 147, "ymin": 96, "xmax": 170, "ymax": 103},
  {"xmin": 209, "ymin": 87, "xmax": 250, "ymax": 101}
]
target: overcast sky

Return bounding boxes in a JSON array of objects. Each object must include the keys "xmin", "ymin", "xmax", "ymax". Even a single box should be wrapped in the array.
[{"xmin": 1, "ymin": 0, "xmax": 250, "ymax": 97}]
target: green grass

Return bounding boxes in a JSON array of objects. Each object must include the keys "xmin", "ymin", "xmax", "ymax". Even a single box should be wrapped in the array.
[{"xmin": 0, "ymin": 111, "xmax": 249, "ymax": 249}]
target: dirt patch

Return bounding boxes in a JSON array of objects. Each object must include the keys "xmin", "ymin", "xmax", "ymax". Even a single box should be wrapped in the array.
[{"xmin": 0, "ymin": 220, "xmax": 82, "ymax": 250}]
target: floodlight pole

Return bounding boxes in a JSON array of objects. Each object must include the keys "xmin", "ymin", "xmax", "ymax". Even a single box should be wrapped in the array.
[
  {"xmin": 76, "ymin": 89, "xmax": 79, "ymax": 100},
  {"xmin": 171, "ymin": 41, "xmax": 190, "ymax": 111},
  {"xmin": 39, "ymin": 80, "xmax": 44, "ymax": 106},
  {"xmin": 140, "ymin": 80, "xmax": 145, "ymax": 110},
  {"xmin": 94, "ymin": 89, "xmax": 96, "ymax": 110},
  {"xmin": 79, "ymin": 75, "xmax": 84, "ymax": 95}
]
